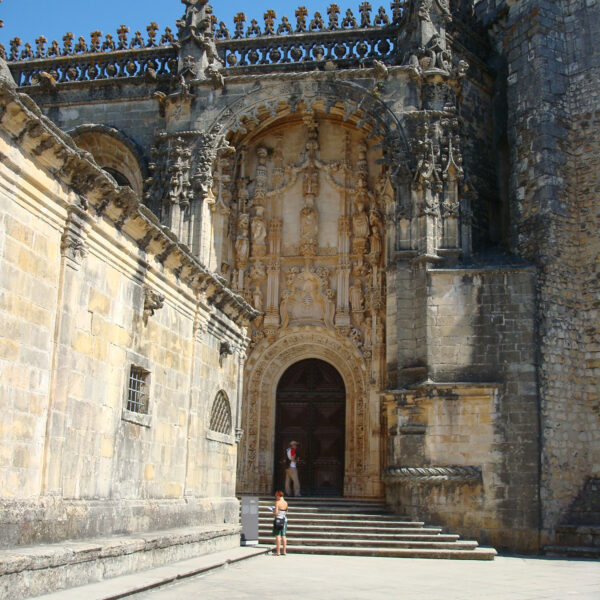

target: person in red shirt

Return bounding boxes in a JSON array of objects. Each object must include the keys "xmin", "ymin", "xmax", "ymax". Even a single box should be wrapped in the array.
[{"xmin": 285, "ymin": 441, "xmax": 301, "ymax": 497}]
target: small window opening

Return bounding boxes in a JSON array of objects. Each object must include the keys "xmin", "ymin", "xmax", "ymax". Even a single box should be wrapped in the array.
[
  {"xmin": 127, "ymin": 366, "xmax": 149, "ymax": 414},
  {"xmin": 209, "ymin": 391, "xmax": 232, "ymax": 435}
]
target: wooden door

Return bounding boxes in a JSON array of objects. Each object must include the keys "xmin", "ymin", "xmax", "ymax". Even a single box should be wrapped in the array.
[{"xmin": 274, "ymin": 359, "xmax": 345, "ymax": 496}]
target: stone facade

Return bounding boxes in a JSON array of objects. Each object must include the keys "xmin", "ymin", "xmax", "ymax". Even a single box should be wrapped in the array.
[
  {"xmin": 0, "ymin": 77, "xmax": 256, "ymax": 563},
  {"xmin": 0, "ymin": 0, "xmax": 597, "ymax": 558}
]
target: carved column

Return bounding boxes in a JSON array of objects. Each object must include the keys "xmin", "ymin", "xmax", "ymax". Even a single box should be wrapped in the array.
[
  {"xmin": 264, "ymin": 218, "xmax": 281, "ymax": 329},
  {"xmin": 336, "ymin": 217, "xmax": 352, "ymax": 330}
]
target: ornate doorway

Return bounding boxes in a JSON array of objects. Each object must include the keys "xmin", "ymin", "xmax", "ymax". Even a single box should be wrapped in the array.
[{"xmin": 274, "ymin": 359, "xmax": 345, "ymax": 496}]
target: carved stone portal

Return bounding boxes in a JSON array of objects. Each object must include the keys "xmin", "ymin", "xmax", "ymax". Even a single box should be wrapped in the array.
[
  {"xmin": 237, "ymin": 327, "xmax": 379, "ymax": 497},
  {"xmin": 230, "ymin": 114, "xmax": 387, "ymax": 498}
]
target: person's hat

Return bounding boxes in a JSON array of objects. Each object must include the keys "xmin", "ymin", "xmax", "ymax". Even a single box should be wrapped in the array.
[{"xmin": 289, "ymin": 440, "xmax": 299, "ymax": 445}]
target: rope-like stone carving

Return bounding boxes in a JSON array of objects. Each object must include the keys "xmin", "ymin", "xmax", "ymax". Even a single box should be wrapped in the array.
[{"xmin": 384, "ymin": 465, "xmax": 482, "ymax": 483}]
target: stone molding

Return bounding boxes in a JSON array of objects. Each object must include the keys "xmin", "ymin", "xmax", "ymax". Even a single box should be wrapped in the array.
[
  {"xmin": 384, "ymin": 465, "xmax": 482, "ymax": 484},
  {"xmin": 0, "ymin": 79, "xmax": 258, "ymax": 327}
]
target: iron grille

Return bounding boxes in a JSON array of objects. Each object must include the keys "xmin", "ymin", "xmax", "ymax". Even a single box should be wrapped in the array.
[
  {"xmin": 127, "ymin": 366, "xmax": 149, "ymax": 414},
  {"xmin": 209, "ymin": 392, "xmax": 232, "ymax": 435}
]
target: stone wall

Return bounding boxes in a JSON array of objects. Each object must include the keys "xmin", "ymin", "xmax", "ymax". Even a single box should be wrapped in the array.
[
  {"xmin": 477, "ymin": 0, "xmax": 600, "ymax": 543},
  {"xmin": 0, "ymin": 79, "xmax": 255, "ymax": 548},
  {"xmin": 385, "ymin": 264, "xmax": 539, "ymax": 551}
]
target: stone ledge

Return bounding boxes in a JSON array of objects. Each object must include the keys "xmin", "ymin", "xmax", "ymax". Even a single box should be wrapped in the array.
[
  {"xmin": 0, "ymin": 524, "xmax": 240, "ymax": 576},
  {"xmin": 32, "ymin": 545, "xmax": 270, "ymax": 600},
  {"xmin": 0, "ymin": 525, "xmax": 241, "ymax": 600}
]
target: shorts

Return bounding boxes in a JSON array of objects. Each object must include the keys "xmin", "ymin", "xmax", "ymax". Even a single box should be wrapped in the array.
[{"xmin": 272, "ymin": 519, "xmax": 287, "ymax": 536}]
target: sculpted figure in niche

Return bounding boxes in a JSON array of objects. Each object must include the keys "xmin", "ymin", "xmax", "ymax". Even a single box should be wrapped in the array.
[
  {"xmin": 280, "ymin": 289, "xmax": 292, "ymax": 328},
  {"xmin": 249, "ymin": 260, "xmax": 267, "ymax": 281},
  {"xmin": 368, "ymin": 208, "xmax": 383, "ymax": 263},
  {"xmin": 235, "ymin": 213, "xmax": 249, "ymax": 269},
  {"xmin": 300, "ymin": 196, "xmax": 319, "ymax": 256},
  {"xmin": 252, "ymin": 286, "xmax": 263, "ymax": 311},
  {"xmin": 352, "ymin": 198, "xmax": 369, "ymax": 255},
  {"xmin": 350, "ymin": 279, "xmax": 364, "ymax": 312},
  {"xmin": 250, "ymin": 205, "xmax": 267, "ymax": 257}
]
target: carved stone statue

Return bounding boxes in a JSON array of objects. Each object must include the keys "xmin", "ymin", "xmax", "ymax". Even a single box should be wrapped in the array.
[
  {"xmin": 249, "ymin": 260, "xmax": 266, "ymax": 281},
  {"xmin": 250, "ymin": 205, "xmax": 267, "ymax": 257},
  {"xmin": 350, "ymin": 279, "xmax": 364, "ymax": 312},
  {"xmin": 252, "ymin": 285, "xmax": 263, "ymax": 311},
  {"xmin": 300, "ymin": 196, "xmax": 319, "ymax": 256},
  {"xmin": 368, "ymin": 208, "xmax": 383, "ymax": 263},
  {"xmin": 352, "ymin": 199, "xmax": 369, "ymax": 255},
  {"xmin": 235, "ymin": 212, "xmax": 249, "ymax": 269}
]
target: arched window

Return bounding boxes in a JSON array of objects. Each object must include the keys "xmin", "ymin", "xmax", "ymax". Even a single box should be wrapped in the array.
[
  {"xmin": 70, "ymin": 126, "xmax": 145, "ymax": 198},
  {"xmin": 209, "ymin": 391, "xmax": 232, "ymax": 435}
]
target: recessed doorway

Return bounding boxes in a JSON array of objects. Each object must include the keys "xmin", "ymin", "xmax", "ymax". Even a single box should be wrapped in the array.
[{"xmin": 274, "ymin": 358, "xmax": 346, "ymax": 496}]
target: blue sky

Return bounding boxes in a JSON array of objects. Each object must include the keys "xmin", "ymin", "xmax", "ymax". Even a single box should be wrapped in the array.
[{"xmin": 0, "ymin": 0, "xmax": 375, "ymax": 49}]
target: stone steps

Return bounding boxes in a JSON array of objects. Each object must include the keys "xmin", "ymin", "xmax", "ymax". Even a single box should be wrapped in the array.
[
  {"xmin": 261, "ymin": 513, "xmax": 423, "ymax": 525},
  {"xmin": 260, "ymin": 525, "xmax": 441, "ymax": 535},
  {"xmin": 281, "ymin": 545, "xmax": 496, "ymax": 560},
  {"xmin": 264, "ymin": 537, "xmax": 479, "ymax": 550},
  {"xmin": 256, "ymin": 497, "xmax": 496, "ymax": 560},
  {"xmin": 260, "ymin": 529, "xmax": 457, "ymax": 541}
]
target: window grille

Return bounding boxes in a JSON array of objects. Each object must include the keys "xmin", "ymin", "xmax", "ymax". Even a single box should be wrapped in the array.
[
  {"xmin": 209, "ymin": 391, "xmax": 232, "ymax": 435},
  {"xmin": 127, "ymin": 366, "xmax": 149, "ymax": 414}
]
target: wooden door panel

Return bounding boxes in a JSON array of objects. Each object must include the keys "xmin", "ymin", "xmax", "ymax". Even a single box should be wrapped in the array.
[{"xmin": 275, "ymin": 359, "xmax": 345, "ymax": 496}]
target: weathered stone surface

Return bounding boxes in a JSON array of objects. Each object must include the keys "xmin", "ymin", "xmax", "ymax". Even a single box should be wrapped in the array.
[
  {"xmin": 0, "ymin": 525, "xmax": 240, "ymax": 600},
  {"xmin": 0, "ymin": 0, "xmax": 597, "ymax": 566}
]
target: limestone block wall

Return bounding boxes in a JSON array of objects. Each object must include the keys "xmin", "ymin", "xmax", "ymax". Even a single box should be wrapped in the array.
[
  {"xmin": 385, "ymin": 385, "xmax": 502, "ymax": 546},
  {"xmin": 0, "ymin": 133, "xmax": 64, "ymax": 500},
  {"xmin": 386, "ymin": 265, "xmax": 539, "ymax": 552},
  {"xmin": 0, "ymin": 82, "xmax": 255, "ymax": 547},
  {"xmin": 477, "ymin": 0, "xmax": 600, "ymax": 541}
]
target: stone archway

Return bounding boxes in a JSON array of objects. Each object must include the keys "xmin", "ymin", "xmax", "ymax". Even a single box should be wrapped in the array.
[{"xmin": 237, "ymin": 326, "xmax": 376, "ymax": 498}]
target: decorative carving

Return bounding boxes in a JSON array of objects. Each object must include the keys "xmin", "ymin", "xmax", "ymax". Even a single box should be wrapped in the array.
[
  {"xmin": 252, "ymin": 286, "xmax": 263, "ymax": 311},
  {"xmin": 352, "ymin": 198, "xmax": 370, "ymax": 255},
  {"xmin": 61, "ymin": 225, "xmax": 88, "ymax": 267},
  {"xmin": 249, "ymin": 260, "xmax": 266, "ymax": 281},
  {"xmin": 167, "ymin": 137, "xmax": 193, "ymax": 208},
  {"xmin": 177, "ymin": 0, "xmax": 223, "ymax": 83},
  {"xmin": 143, "ymin": 286, "xmax": 165, "ymax": 323},
  {"xmin": 384, "ymin": 465, "xmax": 482, "ymax": 484},
  {"xmin": 235, "ymin": 212, "xmax": 250, "ymax": 269},
  {"xmin": 193, "ymin": 132, "xmax": 220, "ymax": 201},
  {"xmin": 279, "ymin": 267, "xmax": 335, "ymax": 329},
  {"xmin": 250, "ymin": 205, "xmax": 267, "ymax": 257},
  {"xmin": 300, "ymin": 196, "xmax": 319, "ymax": 256},
  {"xmin": 219, "ymin": 340, "xmax": 233, "ymax": 365},
  {"xmin": 349, "ymin": 279, "xmax": 365, "ymax": 313},
  {"xmin": 368, "ymin": 208, "xmax": 383, "ymax": 264}
]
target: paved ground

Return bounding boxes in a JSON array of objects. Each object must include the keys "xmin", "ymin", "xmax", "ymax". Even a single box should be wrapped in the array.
[{"xmin": 132, "ymin": 552, "xmax": 600, "ymax": 600}]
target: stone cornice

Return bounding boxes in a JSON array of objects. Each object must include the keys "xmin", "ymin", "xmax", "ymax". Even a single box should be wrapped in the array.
[{"xmin": 0, "ymin": 79, "xmax": 259, "ymax": 326}]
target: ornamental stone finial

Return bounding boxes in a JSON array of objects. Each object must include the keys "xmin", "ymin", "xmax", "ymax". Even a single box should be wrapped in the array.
[{"xmin": 176, "ymin": 0, "xmax": 223, "ymax": 86}]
